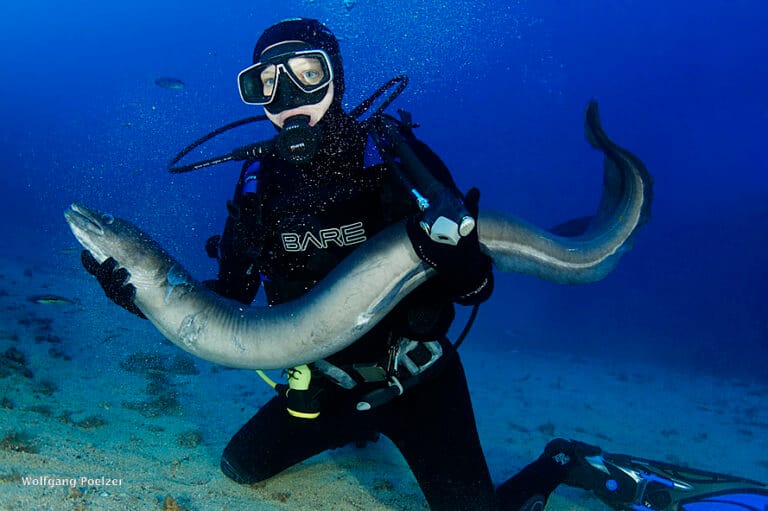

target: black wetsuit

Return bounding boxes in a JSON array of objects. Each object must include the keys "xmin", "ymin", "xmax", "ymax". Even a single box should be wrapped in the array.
[{"xmin": 208, "ymin": 111, "xmax": 548, "ymax": 510}]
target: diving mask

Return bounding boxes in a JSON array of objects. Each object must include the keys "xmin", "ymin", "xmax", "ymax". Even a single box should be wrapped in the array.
[{"xmin": 238, "ymin": 49, "xmax": 334, "ymax": 108}]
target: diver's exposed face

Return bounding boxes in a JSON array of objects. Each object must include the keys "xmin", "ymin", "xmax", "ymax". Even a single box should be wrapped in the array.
[
  {"xmin": 239, "ymin": 38, "xmax": 339, "ymax": 129},
  {"xmin": 258, "ymin": 55, "xmax": 327, "ymax": 97},
  {"xmin": 265, "ymin": 81, "xmax": 334, "ymax": 128}
]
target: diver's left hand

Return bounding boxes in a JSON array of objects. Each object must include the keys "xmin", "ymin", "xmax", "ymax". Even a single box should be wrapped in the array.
[{"xmin": 407, "ymin": 187, "xmax": 493, "ymax": 301}]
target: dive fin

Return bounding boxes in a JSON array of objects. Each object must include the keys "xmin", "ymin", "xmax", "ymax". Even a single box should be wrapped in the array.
[{"xmin": 589, "ymin": 452, "xmax": 768, "ymax": 511}]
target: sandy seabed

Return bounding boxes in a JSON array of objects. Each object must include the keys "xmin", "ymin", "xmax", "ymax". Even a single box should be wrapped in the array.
[{"xmin": 1, "ymin": 251, "xmax": 766, "ymax": 511}]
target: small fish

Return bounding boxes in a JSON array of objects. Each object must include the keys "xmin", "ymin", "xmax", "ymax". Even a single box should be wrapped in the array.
[
  {"xmin": 154, "ymin": 76, "xmax": 185, "ymax": 90},
  {"xmin": 27, "ymin": 295, "xmax": 77, "ymax": 305}
]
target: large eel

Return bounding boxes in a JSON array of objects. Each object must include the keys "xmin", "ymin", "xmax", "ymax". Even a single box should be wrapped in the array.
[{"xmin": 64, "ymin": 101, "xmax": 652, "ymax": 370}]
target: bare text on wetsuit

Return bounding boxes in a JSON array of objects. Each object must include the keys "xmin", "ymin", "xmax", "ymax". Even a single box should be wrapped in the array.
[{"xmin": 281, "ymin": 221, "xmax": 366, "ymax": 252}]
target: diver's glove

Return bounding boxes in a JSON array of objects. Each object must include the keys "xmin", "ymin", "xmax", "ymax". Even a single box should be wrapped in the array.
[
  {"xmin": 406, "ymin": 187, "xmax": 493, "ymax": 304},
  {"xmin": 81, "ymin": 251, "xmax": 147, "ymax": 319}
]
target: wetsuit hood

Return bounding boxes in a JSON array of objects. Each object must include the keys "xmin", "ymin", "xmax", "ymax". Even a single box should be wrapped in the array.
[{"xmin": 252, "ymin": 18, "xmax": 345, "ymax": 114}]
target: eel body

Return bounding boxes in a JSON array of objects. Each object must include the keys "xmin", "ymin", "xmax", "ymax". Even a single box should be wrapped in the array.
[{"xmin": 65, "ymin": 101, "xmax": 652, "ymax": 370}]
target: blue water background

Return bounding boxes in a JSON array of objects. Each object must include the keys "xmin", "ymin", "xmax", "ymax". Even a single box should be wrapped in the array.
[{"xmin": 0, "ymin": 0, "xmax": 765, "ymax": 380}]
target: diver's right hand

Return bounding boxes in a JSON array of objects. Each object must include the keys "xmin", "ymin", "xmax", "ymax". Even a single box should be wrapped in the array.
[{"xmin": 81, "ymin": 251, "xmax": 147, "ymax": 319}]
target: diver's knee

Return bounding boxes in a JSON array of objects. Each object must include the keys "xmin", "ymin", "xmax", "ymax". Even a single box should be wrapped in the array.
[{"xmin": 220, "ymin": 453, "xmax": 260, "ymax": 485}]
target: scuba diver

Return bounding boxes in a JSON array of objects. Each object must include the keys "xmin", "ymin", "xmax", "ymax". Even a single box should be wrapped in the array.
[{"xmin": 81, "ymin": 17, "xmax": 768, "ymax": 511}]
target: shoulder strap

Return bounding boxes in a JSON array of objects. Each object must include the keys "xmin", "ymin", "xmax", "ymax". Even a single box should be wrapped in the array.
[{"xmin": 232, "ymin": 160, "xmax": 261, "ymax": 200}]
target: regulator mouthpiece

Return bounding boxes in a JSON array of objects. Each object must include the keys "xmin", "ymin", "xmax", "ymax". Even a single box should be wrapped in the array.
[{"xmin": 276, "ymin": 115, "xmax": 322, "ymax": 164}]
